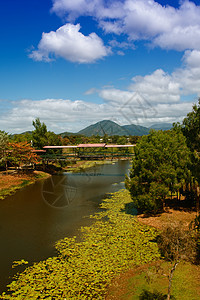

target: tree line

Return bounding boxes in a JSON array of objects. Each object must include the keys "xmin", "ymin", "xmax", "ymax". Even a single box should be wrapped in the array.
[
  {"xmin": 126, "ymin": 99, "xmax": 200, "ymax": 300},
  {"xmin": 126, "ymin": 99, "xmax": 200, "ymax": 214},
  {"xmin": 0, "ymin": 118, "xmax": 139, "ymax": 170}
]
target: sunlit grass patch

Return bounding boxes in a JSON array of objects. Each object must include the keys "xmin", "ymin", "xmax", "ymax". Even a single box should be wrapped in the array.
[{"xmin": 107, "ymin": 261, "xmax": 200, "ymax": 300}]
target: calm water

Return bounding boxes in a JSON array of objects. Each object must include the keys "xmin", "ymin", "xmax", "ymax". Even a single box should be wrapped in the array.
[{"xmin": 0, "ymin": 160, "xmax": 131, "ymax": 293}]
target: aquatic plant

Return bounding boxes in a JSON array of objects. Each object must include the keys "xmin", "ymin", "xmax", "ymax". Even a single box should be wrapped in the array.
[{"xmin": 1, "ymin": 190, "xmax": 160, "ymax": 299}]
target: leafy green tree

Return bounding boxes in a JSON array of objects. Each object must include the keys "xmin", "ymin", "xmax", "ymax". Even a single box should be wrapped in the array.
[
  {"xmin": 182, "ymin": 98, "xmax": 200, "ymax": 152},
  {"xmin": 126, "ymin": 130, "xmax": 191, "ymax": 213},
  {"xmin": 11, "ymin": 132, "xmax": 32, "ymax": 143},
  {"xmin": 46, "ymin": 131, "xmax": 62, "ymax": 146},
  {"xmin": 46, "ymin": 131, "xmax": 62, "ymax": 154},
  {"xmin": 129, "ymin": 135, "xmax": 141, "ymax": 144},
  {"xmin": 0, "ymin": 130, "xmax": 9, "ymax": 169},
  {"xmin": 181, "ymin": 99, "xmax": 200, "ymax": 206},
  {"xmin": 32, "ymin": 118, "xmax": 48, "ymax": 149}
]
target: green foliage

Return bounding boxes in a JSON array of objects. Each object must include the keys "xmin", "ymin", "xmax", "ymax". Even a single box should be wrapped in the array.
[
  {"xmin": 126, "ymin": 130, "xmax": 191, "ymax": 213},
  {"xmin": 1, "ymin": 190, "xmax": 160, "ymax": 299},
  {"xmin": 0, "ymin": 130, "xmax": 9, "ymax": 167},
  {"xmin": 139, "ymin": 289, "xmax": 167, "ymax": 300},
  {"xmin": 32, "ymin": 118, "xmax": 62, "ymax": 151},
  {"xmin": 12, "ymin": 260, "xmax": 28, "ymax": 269},
  {"xmin": 182, "ymin": 99, "xmax": 200, "ymax": 152},
  {"xmin": 11, "ymin": 132, "xmax": 32, "ymax": 143},
  {"xmin": 32, "ymin": 118, "xmax": 48, "ymax": 149},
  {"xmin": 181, "ymin": 99, "xmax": 200, "ymax": 187}
]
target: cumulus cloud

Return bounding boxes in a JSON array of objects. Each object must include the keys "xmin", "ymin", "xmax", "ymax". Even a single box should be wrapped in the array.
[
  {"xmin": 99, "ymin": 70, "xmax": 181, "ymax": 106},
  {"xmin": 173, "ymin": 50, "xmax": 200, "ymax": 96},
  {"xmin": 29, "ymin": 23, "xmax": 111, "ymax": 63},
  {"xmin": 0, "ymin": 95, "xmax": 194, "ymax": 134},
  {"xmin": 51, "ymin": 0, "xmax": 125, "ymax": 21},
  {"xmin": 153, "ymin": 25, "xmax": 200, "ymax": 51},
  {"xmin": 100, "ymin": 49, "xmax": 200, "ymax": 104},
  {"xmin": 0, "ymin": 98, "xmax": 119, "ymax": 134},
  {"xmin": 129, "ymin": 69, "xmax": 181, "ymax": 104},
  {"xmin": 51, "ymin": 0, "xmax": 200, "ymax": 52}
]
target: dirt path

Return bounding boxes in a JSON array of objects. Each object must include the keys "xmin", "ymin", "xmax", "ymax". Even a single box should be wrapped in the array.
[{"xmin": 137, "ymin": 207, "xmax": 197, "ymax": 230}]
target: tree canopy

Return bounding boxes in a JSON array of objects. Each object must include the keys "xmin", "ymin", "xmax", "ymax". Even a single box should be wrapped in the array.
[
  {"xmin": 0, "ymin": 130, "xmax": 9, "ymax": 168},
  {"xmin": 32, "ymin": 118, "xmax": 48, "ymax": 149},
  {"xmin": 125, "ymin": 130, "xmax": 191, "ymax": 213},
  {"xmin": 182, "ymin": 98, "xmax": 200, "ymax": 152},
  {"xmin": 7, "ymin": 142, "xmax": 40, "ymax": 168}
]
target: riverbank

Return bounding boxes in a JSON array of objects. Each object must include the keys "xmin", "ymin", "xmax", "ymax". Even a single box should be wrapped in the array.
[
  {"xmin": 63, "ymin": 159, "xmax": 114, "ymax": 172},
  {"xmin": 1, "ymin": 189, "xmax": 160, "ymax": 299},
  {"xmin": 0, "ymin": 171, "xmax": 50, "ymax": 200},
  {"xmin": 0, "ymin": 160, "xmax": 113, "ymax": 200}
]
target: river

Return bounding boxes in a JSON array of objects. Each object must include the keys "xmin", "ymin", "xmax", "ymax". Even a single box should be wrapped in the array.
[{"xmin": 0, "ymin": 160, "xmax": 131, "ymax": 293}]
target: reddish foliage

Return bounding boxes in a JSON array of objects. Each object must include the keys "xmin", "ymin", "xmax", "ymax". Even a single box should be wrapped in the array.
[{"xmin": 7, "ymin": 142, "xmax": 40, "ymax": 167}]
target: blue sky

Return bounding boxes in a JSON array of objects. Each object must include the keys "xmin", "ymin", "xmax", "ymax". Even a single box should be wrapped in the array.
[{"xmin": 0, "ymin": 0, "xmax": 200, "ymax": 134}]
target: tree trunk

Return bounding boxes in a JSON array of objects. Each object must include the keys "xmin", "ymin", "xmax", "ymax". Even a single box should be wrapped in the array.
[
  {"xmin": 167, "ymin": 262, "xmax": 179, "ymax": 300},
  {"xmin": 5, "ymin": 159, "xmax": 8, "ymax": 174},
  {"xmin": 196, "ymin": 186, "xmax": 200, "ymax": 214}
]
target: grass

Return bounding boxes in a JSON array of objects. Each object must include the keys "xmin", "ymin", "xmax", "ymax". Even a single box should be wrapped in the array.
[
  {"xmin": 0, "ymin": 171, "xmax": 50, "ymax": 200},
  {"xmin": 107, "ymin": 261, "xmax": 200, "ymax": 300}
]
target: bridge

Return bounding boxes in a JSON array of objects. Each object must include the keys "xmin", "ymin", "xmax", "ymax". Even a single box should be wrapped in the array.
[{"xmin": 41, "ymin": 143, "xmax": 135, "ymax": 161}]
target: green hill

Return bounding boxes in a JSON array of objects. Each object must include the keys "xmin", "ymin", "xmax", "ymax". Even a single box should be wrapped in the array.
[
  {"xmin": 122, "ymin": 124, "xmax": 149, "ymax": 136},
  {"xmin": 149, "ymin": 123, "xmax": 172, "ymax": 130},
  {"xmin": 77, "ymin": 120, "xmax": 150, "ymax": 136},
  {"xmin": 59, "ymin": 121, "xmax": 172, "ymax": 137},
  {"xmin": 77, "ymin": 120, "xmax": 127, "ymax": 136}
]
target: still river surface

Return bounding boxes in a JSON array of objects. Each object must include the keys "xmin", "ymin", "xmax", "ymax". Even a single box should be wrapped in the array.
[{"xmin": 0, "ymin": 160, "xmax": 131, "ymax": 293}]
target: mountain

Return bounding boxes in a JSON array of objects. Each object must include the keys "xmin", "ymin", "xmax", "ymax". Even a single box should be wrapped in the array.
[
  {"xmin": 59, "ymin": 131, "xmax": 78, "ymax": 137},
  {"xmin": 122, "ymin": 124, "xmax": 149, "ymax": 136},
  {"xmin": 149, "ymin": 123, "xmax": 172, "ymax": 130},
  {"xmin": 77, "ymin": 120, "xmax": 127, "ymax": 136},
  {"xmin": 77, "ymin": 120, "xmax": 150, "ymax": 137}
]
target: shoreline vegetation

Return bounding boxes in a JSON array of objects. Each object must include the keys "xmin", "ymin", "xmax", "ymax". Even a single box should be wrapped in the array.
[{"xmin": 0, "ymin": 170, "xmax": 50, "ymax": 200}]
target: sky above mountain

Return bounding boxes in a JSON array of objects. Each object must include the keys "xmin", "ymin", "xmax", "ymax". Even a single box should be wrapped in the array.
[{"xmin": 1, "ymin": 0, "xmax": 200, "ymax": 134}]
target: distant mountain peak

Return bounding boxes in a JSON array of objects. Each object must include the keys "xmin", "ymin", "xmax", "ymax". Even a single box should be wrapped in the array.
[
  {"xmin": 77, "ymin": 120, "xmax": 150, "ymax": 136},
  {"xmin": 59, "ymin": 120, "xmax": 172, "ymax": 137},
  {"xmin": 149, "ymin": 123, "xmax": 172, "ymax": 130}
]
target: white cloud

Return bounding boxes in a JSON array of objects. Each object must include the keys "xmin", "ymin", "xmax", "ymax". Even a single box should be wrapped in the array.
[
  {"xmin": 0, "ymin": 95, "xmax": 194, "ymax": 134},
  {"xmin": 84, "ymin": 88, "xmax": 99, "ymax": 95},
  {"xmin": 173, "ymin": 50, "xmax": 200, "ymax": 96},
  {"xmin": 153, "ymin": 25, "xmax": 200, "ymax": 51},
  {"xmin": 51, "ymin": 0, "xmax": 125, "ymax": 21},
  {"xmin": 4, "ymin": 47, "xmax": 200, "ymax": 134},
  {"xmin": 29, "ymin": 23, "xmax": 111, "ymax": 63},
  {"xmin": 0, "ymin": 99, "xmax": 113, "ymax": 134},
  {"xmin": 51, "ymin": 0, "xmax": 200, "ymax": 52},
  {"xmin": 99, "ymin": 89, "xmax": 133, "ymax": 103},
  {"xmin": 99, "ymin": 70, "xmax": 181, "ymax": 105},
  {"xmin": 130, "ymin": 69, "xmax": 181, "ymax": 104},
  {"xmin": 99, "ymin": 49, "xmax": 200, "ymax": 105}
]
